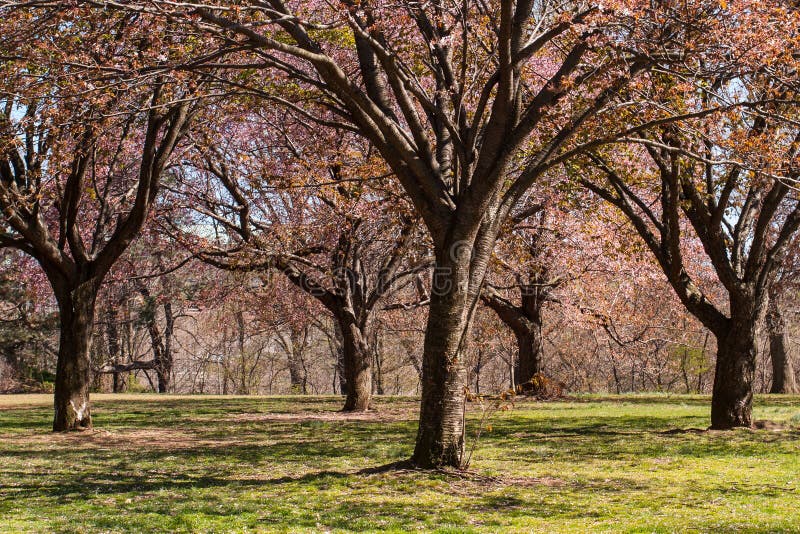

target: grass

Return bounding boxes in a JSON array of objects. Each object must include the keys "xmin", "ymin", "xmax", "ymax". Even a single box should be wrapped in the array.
[{"xmin": 0, "ymin": 394, "xmax": 799, "ymax": 533}]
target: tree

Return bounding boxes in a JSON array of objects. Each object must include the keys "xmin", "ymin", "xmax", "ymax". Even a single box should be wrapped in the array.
[
  {"xmin": 765, "ymin": 290, "xmax": 798, "ymax": 394},
  {"xmin": 96, "ymin": 243, "xmax": 184, "ymax": 393},
  {"xmin": 580, "ymin": 68, "xmax": 800, "ymax": 426},
  {"xmin": 0, "ymin": 8, "xmax": 197, "ymax": 429},
  {"xmin": 481, "ymin": 192, "xmax": 601, "ymax": 386},
  {"xmin": 0, "ymin": 250, "xmax": 58, "ymax": 391},
  {"xmin": 94, "ymin": 281, "xmax": 134, "ymax": 393},
  {"xmin": 12, "ymin": 0, "xmax": 783, "ymax": 457},
  {"xmin": 176, "ymin": 110, "xmax": 430, "ymax": 410},
  {"xmin": 162, "ymin": 0, "xmax": 728, "ymax": 468},
  {"xmin": 482, "ymin": 204, "xmax": 553, "ymax": 386},
  {"xmin": 568, "ymin": 219, "xmax": 716, "ymax": 395},
  {"xmin": 765, "ymin": 244, "xmax": 800, "ymax": 394}
]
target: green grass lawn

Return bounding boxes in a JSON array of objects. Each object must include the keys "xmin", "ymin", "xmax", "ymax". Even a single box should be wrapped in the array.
[{"xmin": 0, "ymin": 394, "xmax": 798, "ymax": 533}]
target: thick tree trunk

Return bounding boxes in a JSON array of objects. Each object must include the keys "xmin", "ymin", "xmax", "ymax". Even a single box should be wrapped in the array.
[
  {"xmin": 287, "ymin": 338, "xmax": 307, "ymax": 394},
  {"xmin": 105, "ymin": 308, "xmax": 128, "ymax": 393},
  {"xmin": 236, "ymin": 310, "xmax": 248, "ymax": 395},
  {"xmin": 112, "ymin": 370, "xmax": 128, "ymax": 393},
  {"xmin": 53, "ymin": 283, "xmax": 98, "ymax": 431},
  {"xmin": 334, "ymin": 321, "xmax": 348, "ymax": 396},
  {"xmin": 766, "ymin": 299, "xmax": 799, "ymax": 394},
  {"xmin": 373, "ymin": 337, "xmax": 385, "ymax": 396},
  {"xmin": 769, "ymin": 334, "xmax": 798, "ymax": 394},
  {"xmin": 156, "ymin": 366, "xmax": 170, "ymax": 393},
  {"xmin": 340, "ymin": 320, "xmax": 373, "ymax": 412},
  {"xmin": 155, "ymin": 302, "xmax": 175, "ymax": 393},
  {"xmin": 710, "ymin": 313, "xmax": 757, "ymax": 429},
  {"xmin": 288, "ymin": 362, "xmax": 305, "ymax": 392},
  {"xmin": 484, "ymin": 287, "xmax": 546, "ymax": 386},
  {"xmin": 517, "ymin": 289, "xmax": 546, "ymax": 384},
  {"xmin": 515, "ymin": 318, "xmax": 544, "ymax": 385},
  {"xmin": 412, "ymin": 252, "xmax": 476, "ymax": 468}
]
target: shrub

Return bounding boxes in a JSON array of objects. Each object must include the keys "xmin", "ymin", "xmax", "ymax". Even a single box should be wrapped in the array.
[{"xmin": 516, "ymin": 373, "xmax": 564, "ymax": 400}]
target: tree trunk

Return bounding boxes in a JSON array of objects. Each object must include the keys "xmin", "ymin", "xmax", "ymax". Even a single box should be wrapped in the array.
[
  {"xmin": 53, "ymin": 283, "xmax": 98, "ymax": 431},
  {"xmin": 515, "ymin": 318, "xmax": 544, "ymax": 385},
  {"xmin": 105, "ymin": 308, "xmax": 128, "ymax": 393},
  {"xmin": 334, "ymin": 321, "xmax": 348, "ymax": 396},
  {"xmin": 766, "ymin": 298, "xmax": 799, "ymax": 394},
  {"xmin": 483, "ymin": 287, "xmax": 545, "ymax": 386},
  {"xmin": 155, "ymin": 302, "xmax": 175, "ymax": 393},
  {"xmin": 340, "ymin": 320, "xmax": 373, "ymax": 412},
  {"xmin": 287, "ymin": 357, "xmax": 305, "ymax": 393},
  {"xmin": 373, "ymin": 332, "xmax": 385, "ymax": 396},
  {"xmin": 236, "ymin": 310, "xmax": 248, "ymax": 395},
  {"xmin": 518, "ymin": 288, "xmax": 546, "ymax": 384},
  {"xmin": 412, "ymin": 251, "xmax": 476, "ymax": 468},
  {"xmin": 473, "ymin": 349, "xmax": 483, "ymax": 395},
  {"xmin": 287, "ymin": 330, "xmax": 307, "ymax": 394},
  {"xmin": 156, "ymin": 366, "xmax": 170, "ymax": 393},
  {"xmin": 710, "ymin": 313, "xmax": 757, "ymax": 429}
]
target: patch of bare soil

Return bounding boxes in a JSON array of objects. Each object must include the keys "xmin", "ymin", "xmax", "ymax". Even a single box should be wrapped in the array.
[
  {"xmin": 0, "ymin": 427, "xmax": 244, "ymax": 451},
  {"xmin": 353, "ymin": 462, "xmax": 566, "ymax": 490},
  {"xmin": 441, "ymin": 473, "xmax": 567, "ymax": 500},
  {"xmin": 0, "ymin": 393, "xmax": 214, "ymax": 410},
  {"xmin": 752, "ymin": 420, "xmax": 793, "ymax": 432},
  {"xmin": 659, "ymin": 420, "xmax": 796, "ymax": 434},
  {"xmin": 659, "ymin": 427, "xmax": 709, "ymax": 435},
  {"xmin": 0, "ymin": 394, "xmax": 52, "ymax": 409},
  {"xmin": 503, "ymin": 476, "xmax": 565, "ymax": 488},
  {"xmin": 227, "ymin": 405, "xmax": 417, "ymax": 424}
]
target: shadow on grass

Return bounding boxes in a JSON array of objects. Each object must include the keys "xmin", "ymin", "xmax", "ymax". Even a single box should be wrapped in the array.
[
  {"xmin": 473, "ymin": 413, "xmax": 800, "ymax": 463},
  {"xmin": 3, "ymin": 395, "xmax": 800, "ymax": 532}
]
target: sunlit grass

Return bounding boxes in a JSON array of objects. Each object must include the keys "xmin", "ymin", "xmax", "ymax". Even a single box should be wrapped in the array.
[{"xmin": 1, "ymin": 394, "xmax": 798, "ymax": 532}]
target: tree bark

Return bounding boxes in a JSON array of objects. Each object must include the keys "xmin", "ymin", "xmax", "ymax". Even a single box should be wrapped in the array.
[
  {"xmin": 373, "ymin": 331, "xmax": 385, "ymax": 396},
  {"xmin": 105, "ymin": 308, "xmax": 128, "ymax": 393},
  {"xmin": 710, "ymin": 311, "xmax": 757, "ymax": 429},
  {"xmin": 766, "ymin": 297, "xmax": 799, "ymax": 394},
  {"xmin": 515, "ymin": 321, "xmax": 544, "ymax": 384},
  {"xmin": 155, "ymin": 302, "xmax": 175, "ymax": 393},
  {"xmin": 287, "ymin": 358, "xmax": 305, "ymax": 393},
  {"xmin": 340, "ymin": 320, "xmax": 373, "ymax": 411},
  {"xmin": 236, "ymin": 310, "xmax": 248, "ymax": 395},
  {"xmin": 286, "ymin": 329, "xmax": 308, "ymax": 394},
  {"xmin": 53, "ymin": 282, "xmax": 98, "ymax": 431},
  {"xmin": 333, "ymin": 320, "xmax": 348, "ymax": 396},
  {"xmin": 412, "ymin": 250, "xmax": 477, "ymax": 468},
  {"xmin": 137, "ymin": 283, "xmax": 175, "ymax": 394},
  {"xmin": 483, "ymin": 286, "xmax": 546, "ymax": 386}
]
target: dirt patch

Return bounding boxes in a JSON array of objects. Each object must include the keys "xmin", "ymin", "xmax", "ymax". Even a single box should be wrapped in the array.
[
  {"xmin": 228, "ymin": 406, "xmax": 417, "ymax": 424},
  {"xmin": 0, "ymin": 393, "xmax": 231, "ymax": 410},
  {"xmin": 752, "ymin": 420, "xmax": 791, "ymax": 432},
  {"xmin": 659, "ymin": 420, "xmax": 796, "ymax": 435},
  {"xmin": 0, "ymin": 393, "xmax": 52, "ymax": 410},
  {"xmin": 659, "ymin": 427, "xmax": 709, "ymax": 435},
  {"xmin": 354, "ymin": 462, "xmax": 566, "ymax": 490},
  {"xmin": 501, "ymin": 476, "xmax": 565, "ymax": 488},
  {"xmin": 0, "ymin": 427, "xmax": 244, "ymax": 451}
]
